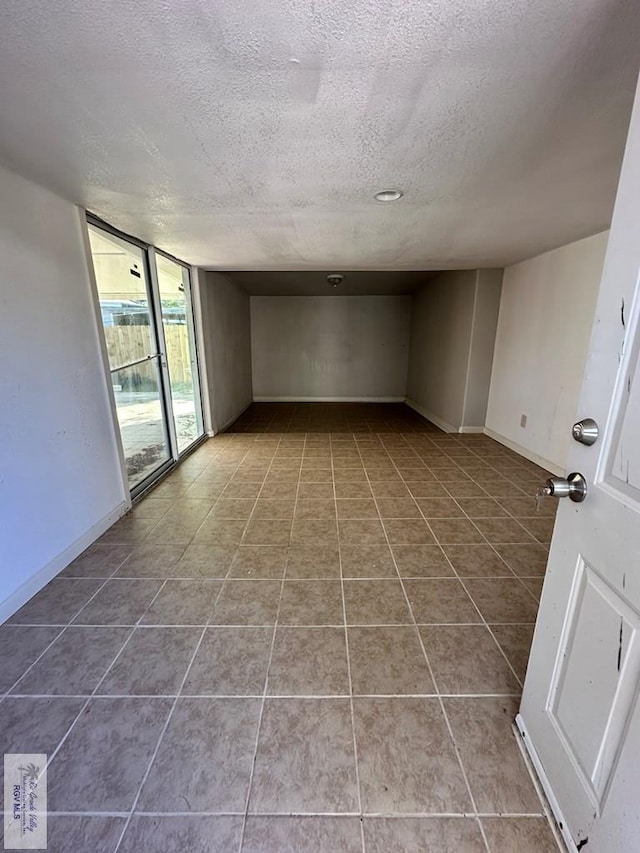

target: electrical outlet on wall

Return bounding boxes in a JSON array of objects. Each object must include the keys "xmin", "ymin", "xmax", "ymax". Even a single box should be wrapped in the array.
[{"xmin": 520, "ymin": 414, "xmax": 527, "ymax": 428}]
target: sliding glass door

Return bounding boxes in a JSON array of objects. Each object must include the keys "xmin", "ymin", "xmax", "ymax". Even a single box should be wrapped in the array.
[
  {"xmin": 87, "ymin": 221, "xmax": 204, "ymax": 494},
  {"xmin": 154, "ymin": 253, "xmax": 204, "ymax": 453}
]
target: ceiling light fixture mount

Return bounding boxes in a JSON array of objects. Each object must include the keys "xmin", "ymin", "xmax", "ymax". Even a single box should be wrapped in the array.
[
  {"xmin": 326, "ymin": 273, "xmax": 344, "ymax": 287},
  {"xmin": 374, "ymin": 189, "xmax": 404, "ymax": 202}
]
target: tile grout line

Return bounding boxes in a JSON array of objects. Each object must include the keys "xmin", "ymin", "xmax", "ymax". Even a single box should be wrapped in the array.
[
  {"xmin": 355, "ymin": 436, "xmax": 493, "ymax": 853},
  {"xmin": 140, "ymin": 449, "xmax": 242, "ymax": 530},
  {"xmin": 439, "ymin": 444, "xmax": 550, "ymax": 605},
  {"xmin": 238, "ymin": 431, "xmax": 294, "ymax": 853},
  {"xmin": 25, "ymin": 573, "xmax": 176, "ymax": 820},
  {"xmin": 38, "ymin": 808, "xmax": 554, "ymax": 818},
  {"xmin": 332, "ymin": 434, "xmax": 367, "ymax": 853},
  {"xmin": 383, "ymin": 442, "xmax": 527, "ymax": 690},
  {"xmin": 409, "ymin": 459, "xmax": 532, "ymax": 692},
  {"xmin": 111, "ymin": 439, "xmax": 259, "ymax": 850},
  {"xmin": 171, "ymin": 443, "xmax": 250, "ymax": 545},
  {"xmin": 408, "ymin": 451, "xmax": 539, "ymax": 686},
  {"xmin": 413, "ymin": 435, "xmax": 554, "ymax": 831},
  {"xmin": 443, "ymin": 563, "xmax": 529, "ymax": 689},
  {"xmin": 111, "ymin": 505, "xmax": 242, "ymax": 853},
  {"xmin": 0, "ymin": 624, "xmax": 68, "ymax": 703},
  {"xmin": 112, "ymin": 628, "xmax": 211, "ymax": 850},
  {"xmin": 439, "ymin": 482, "xmax": 547, "ymax": 607},
  {"xmin": 402, "ymin": 432, "xmax": 532, "ymax": 850},
  {"xmin": 1, "ymin": 417, "xmax": 559, "ymax": 848},
  {"xmin": 400, "ymin": 436, "xmax": 544, "ymax": 853},
  {"xmin": 0, "ymin": 552, "xmax": 137, "ymax": 703},
  {"xmin": 406, "ymin": 443, "xmax": 545, "ymax": 684},
  {"xmin": 2, "ymin": 618, "xmax": 539, "ymax": 628},
  {"xmin": 6, "ymin": 691, "xmax": 525, "ymax": 700},
  {"xmin": 4, "ymin": 530, "xmax": 165, "ymax": 702}
]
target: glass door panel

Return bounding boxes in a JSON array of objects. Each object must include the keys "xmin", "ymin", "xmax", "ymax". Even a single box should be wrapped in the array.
[
  {"xmin": 88, "ymin": 225, "xmax": 171, "ymax": 490},
  {"xmin": 111, "ymin": 359, "xmax": 169, "ymax": 487},
  {"xmin": 155, "ymin": 254, "xmax": 204, "ymax": 453}
]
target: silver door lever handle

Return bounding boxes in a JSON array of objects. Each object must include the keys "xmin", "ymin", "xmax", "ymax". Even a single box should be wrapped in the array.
[{"xmin": 539, "ymin": 472, "xmax": 587, "ymax": 503}]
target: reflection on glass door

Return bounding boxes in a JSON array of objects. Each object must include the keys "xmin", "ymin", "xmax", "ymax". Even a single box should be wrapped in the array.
[
  {"xmin": 88, "ymin": 225, "xmax": 171, "ymax": 491},
  {"xmin": 155, "ymin": 254, "xmax": 204, "ymax": 453}
]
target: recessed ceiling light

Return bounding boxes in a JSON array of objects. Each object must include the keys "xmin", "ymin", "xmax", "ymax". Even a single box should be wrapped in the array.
[{"xmin": 374, "ymin": 189, "xmax": 403, "ymax": 202}]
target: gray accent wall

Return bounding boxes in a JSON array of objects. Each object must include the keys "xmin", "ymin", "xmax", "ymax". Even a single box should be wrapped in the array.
[
  {"xmin": 250, "ymin": 295, "xmax": 412, "ymax": 400},
  {"xmin": 406, "ymin": 269, "xmax": 503, "ymax": 432},
  {"xmin": 198, "ymin": 271, "xmax": 253, "ymax": 432},
  {"xmin": 463, "ymin": 269, "xmax": 504, "ymax": 429}
]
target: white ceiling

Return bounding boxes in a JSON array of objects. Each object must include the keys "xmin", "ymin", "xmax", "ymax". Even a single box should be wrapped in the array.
[{"xmin": 0, "ymin": 1, "xmax": 638, "ymax": 271}]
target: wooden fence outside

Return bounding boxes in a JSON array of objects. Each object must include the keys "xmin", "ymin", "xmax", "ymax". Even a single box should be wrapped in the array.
[{"xmin": 104, "ymin": 324, "xmax": 193, "ymax": 385}]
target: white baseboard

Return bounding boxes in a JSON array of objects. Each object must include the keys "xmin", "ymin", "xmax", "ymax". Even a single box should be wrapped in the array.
[
  {"xmin": 404, "ymin": 398, "xmax": 457, "ymax": 433},
  {"xmin": 252, "ymin": 396, "xmax": 405, "ymax": 403},
  {"xmin": 515, "ymin": 713, "xmax": 574, "ymax": 852},
  {"xmin": 0, "ymin": 500, "xmax": 129, "ymax": 625},
  {"xmin": 404, "ymin": 399, "xmax": 483, "ymax": 434},
  {"xmin": 483, "ymin": 427, "xmax": 564, "ymax": 475}
]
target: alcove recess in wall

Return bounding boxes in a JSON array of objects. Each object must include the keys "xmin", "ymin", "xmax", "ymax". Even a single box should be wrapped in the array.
[
  {"xmin": 205, "ymin": 268, "xmax": 502, "ymax": 421},
  {"xmin": 406, "ymin": 269, "xmax": 504, "ymax": 433},
  {"xmin": 249, "ymin": 293, "xmax": 413, "ymax": 401}
]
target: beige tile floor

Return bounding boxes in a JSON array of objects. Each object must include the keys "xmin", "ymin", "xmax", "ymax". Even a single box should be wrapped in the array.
[{"xmin": 1, "ymin": 403, "xmax": 564, "ymax": 852}]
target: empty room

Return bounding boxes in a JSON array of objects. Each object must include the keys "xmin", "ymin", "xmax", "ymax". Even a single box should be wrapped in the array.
[{"xmin": 1, "ymin": 2, "xmax": 640, "ymax": 852}]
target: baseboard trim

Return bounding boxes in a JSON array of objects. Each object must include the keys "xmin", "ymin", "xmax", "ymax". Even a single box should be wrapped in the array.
[
  {"xmin": 252, "ymin": 396, "xmax": 406, "ymax": 403},
  {"xmin": 483, "ymin": 427, "xmax": 564, "ymax": 475},
  {"xmin": 515, "ymin": 713, "xmax": 574, "ymax": 852},
  {"xmin": 404, "ymin": 399, "xmax": 457, "ymax": 433},
  {"xmin": 405, "ymin": 399, "xmax": 483, "ymax": 434},
  {"xmin": 0, "ymin": 500, "xmax": 129, "ymax": 625}
]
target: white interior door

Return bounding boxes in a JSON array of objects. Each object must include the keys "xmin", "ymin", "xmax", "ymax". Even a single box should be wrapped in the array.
[{"xmin": 519, "ymin": 74, "xmax": 640, "ymax": 853}]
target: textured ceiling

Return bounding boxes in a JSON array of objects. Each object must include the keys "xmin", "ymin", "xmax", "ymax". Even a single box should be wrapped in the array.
[
  {"xmin": 0, "ymin": 1, "xmax": 638, "ymax": 271},
  {"xmin": 226, "ymin": 270, "xmax": 435, "ymax": 296}
]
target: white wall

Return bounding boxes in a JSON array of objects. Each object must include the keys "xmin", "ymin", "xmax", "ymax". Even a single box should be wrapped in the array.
[
  {"xmin": 0, "ymin": 166, "xmax": 127, "ymax": 621},
  {"xmin": 199, "ymin": 271, "xmax": 253, "ymax": 431},
  {"xmin": 406, "ymin": 269, "xmax": 502, "ymax": 431},
  {"xmin": 486, "ymin": 231, "xmax": 609, "ymax": 472},
  {"xmin": 251, "ymin": 295, "xmax": 411, "ymax": 400}
]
